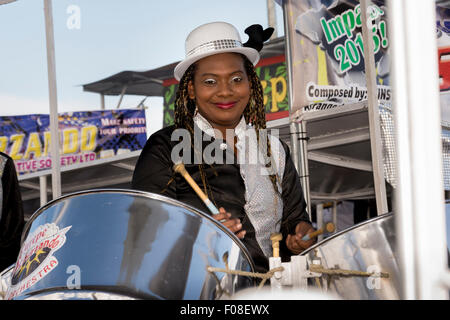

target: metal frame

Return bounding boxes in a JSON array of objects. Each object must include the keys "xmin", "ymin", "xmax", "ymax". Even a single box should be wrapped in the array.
[
  {"xmin": 310, "ymin": 188, "xmax": 375, "ymax": 201},
  {"xmin": 284, "ymin": 99, "xmax": 379, "ymax": 234},
  {"xmin": 308, "ymin": 151, "xmax": 373, "ymax": 172},
  {"xmin": 307, "ymin": 127, "xmax": 370, "ymax": 151}
]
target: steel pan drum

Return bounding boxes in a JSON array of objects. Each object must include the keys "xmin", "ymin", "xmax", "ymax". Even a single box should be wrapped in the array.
[
  {"xmin": 301, "ymin": 213, "xmax": 400, "ymax": 300},
  {"xmin": 5, "ymin": 189, "xmax": 255, "ymax": 300}
]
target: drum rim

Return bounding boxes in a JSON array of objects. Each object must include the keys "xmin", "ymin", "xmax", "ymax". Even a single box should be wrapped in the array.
[
  {"xmin": 0, "ymin": 264, "xmax": 14, "ymax": 277},
  {"xmin": 301, "ymin": 212, "xmax": 394, "ymax": 255},
  {"xmin": 21, "ymin": 188, "xmax": 256, "ymax": 272}
]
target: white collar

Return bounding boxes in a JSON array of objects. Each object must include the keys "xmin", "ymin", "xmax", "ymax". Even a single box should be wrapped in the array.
[{"xmin": 193, "ymin": 111, "xmax": 249, "ymax": 140}]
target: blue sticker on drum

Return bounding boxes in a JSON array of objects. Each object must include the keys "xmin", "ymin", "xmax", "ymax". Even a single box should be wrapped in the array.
[{"xmin": 5, "ymin": 223, "xmax": 71, "ymax": 300}]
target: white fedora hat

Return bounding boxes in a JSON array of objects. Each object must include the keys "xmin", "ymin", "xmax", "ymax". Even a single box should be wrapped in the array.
[{"xmin": 174, "ymin": 21, "xmax": 260, "ymax": 81}]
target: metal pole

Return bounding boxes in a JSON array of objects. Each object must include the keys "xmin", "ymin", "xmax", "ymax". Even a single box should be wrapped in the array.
[
  {"xmin": 116, "ymin": 85, "xmax": 128, "ymax": 109},
  {"xmin": 332, "ymin": 201, "xmax": 337, "ymax": 233},
  {"xmin": 283, "ymin": 0, "xmax": 299, "ymax": 172},
  {"xmin": 39, "ymin": 175, "xmax": 47, "ymax": 206},
  {"xmin": 299, "ymin": 121, "xmax": 311, "ymax": 216},
  {"xmin": 267, "ymin": 0, "xmax": 278, "ymax": 39},
  {"xmin": 289, "ymin": 123, "xmax": 300, "ymax": 173},
  {"xmin": 360, "ymin": 0, "xmax": 388, "ymax": 216},
  {"xmin": 43, "ymin": 0, "xmax": 61, "ymax": 199},
  {"xmin": 387, "ymin": 0, "xmax": 416, "ymax": 299},
  {"xmin": 316, "ymin": 203, "xmax": 324, "ymax": 242},
  {"xmin": 283, "ymin": 0, "xmax": 311, "ymax": 219},
  {"xmin": 100, "ymin": 93, "xmax": 105, "ymax": 110},
  {"xmin": 389, "ymin": 0, "xmax": 448, "ymax": 300}
]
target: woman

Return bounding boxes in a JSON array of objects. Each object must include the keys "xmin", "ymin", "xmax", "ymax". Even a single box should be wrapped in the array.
[{"xmin": 132, "ymin": 22, "xmax": 315, "ymax": 273}]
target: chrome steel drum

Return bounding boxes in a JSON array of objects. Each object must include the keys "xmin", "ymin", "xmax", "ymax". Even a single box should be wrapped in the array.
[
  {"xmin": 0, "ymin": 264, "xmax": 13, "ymax": 299},
  {"xmin": 301, "ymin": 213, "xmax": 400, "ymax": 300},
  {"xmin": 5, "ymin": 189, "xmax": 255, "ymax": 300}
]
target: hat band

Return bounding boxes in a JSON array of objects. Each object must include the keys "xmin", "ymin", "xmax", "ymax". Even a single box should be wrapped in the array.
[{"xmin": 187, "ymin": 39, "xmax": 243, "ymax": 57}]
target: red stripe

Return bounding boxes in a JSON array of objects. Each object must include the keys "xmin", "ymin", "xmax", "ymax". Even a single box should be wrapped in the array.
[
  {"xmin": 255, "ymin": 55, "xmax": 285, "ymax": 68},
  {"xmin": 163, "ymin": 78, "xmax": 179, "ymax": 86},
  {"xmin": 265, "ymin": 110, "xmax": 289, "ymax": 121}
]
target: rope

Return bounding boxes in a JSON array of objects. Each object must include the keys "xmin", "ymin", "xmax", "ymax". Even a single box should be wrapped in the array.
[
  {"xmin": 207, "ymin": 266, "xmax": 285, "ymax": 289},
  {"xmin": 206, "ymin": 263, "xmax": 388, "ymax": 298},
  {"xmin": 309, "ymin": 264, "xmax": 389, "ymax": 278}
]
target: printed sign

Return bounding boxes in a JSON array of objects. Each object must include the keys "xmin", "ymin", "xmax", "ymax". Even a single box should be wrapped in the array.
[
  {"xmin": 0, "ymin": 109, "xmax": 147, "ymax": 175},
  {"xmin": 6, "ymin": 223, "xmax": 71, "ymax": 299},
  {"xmin": 282, "ymin": 0, "xmax": 390, "ymax": 116},
  {"xmin": 319, "ymin": 4, "xmax": 388, "ymax": 74}
]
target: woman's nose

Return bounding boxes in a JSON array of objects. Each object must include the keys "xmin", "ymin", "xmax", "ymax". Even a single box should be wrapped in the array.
[{"xmin": 217, "ymin": 81, "xmax": 233, "ymax": 96}]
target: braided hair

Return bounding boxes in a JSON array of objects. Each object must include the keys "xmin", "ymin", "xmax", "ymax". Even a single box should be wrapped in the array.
[{"xmin": 169, "ymin": 54, "xmax": 280, "ymax": 202}]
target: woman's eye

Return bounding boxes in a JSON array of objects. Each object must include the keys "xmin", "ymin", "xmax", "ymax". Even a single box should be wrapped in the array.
[
  {"xmin": 232, "ymin": 76, "xmax": 243, "ymax": 83},
  {"xmin": 203, "ymin": 79, "xmax": 216, "ymax": 85}
]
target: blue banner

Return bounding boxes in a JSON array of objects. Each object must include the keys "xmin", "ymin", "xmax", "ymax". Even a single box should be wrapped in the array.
[{"xmin": 0, "ymin": 109, "xmax": 147, "ymax": 175}]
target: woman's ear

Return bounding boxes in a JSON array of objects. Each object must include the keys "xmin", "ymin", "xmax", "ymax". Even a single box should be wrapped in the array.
[{"xmin": 188, "ymin": 80, "xmax": 195, "ymax": 100}]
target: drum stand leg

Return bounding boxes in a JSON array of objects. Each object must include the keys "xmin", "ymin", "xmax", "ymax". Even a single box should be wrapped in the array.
[
  {"xmin": 317, "ymin": 204, "xmax": 324, "ymax": 242},
  {"xmin": 332, "ymin": 201, "xmax": 337, "ymax": 234}
]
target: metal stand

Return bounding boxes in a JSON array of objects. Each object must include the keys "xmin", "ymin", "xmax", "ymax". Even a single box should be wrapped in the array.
[
  {"xmin": 360, "ymin": 0, "xmax": 389, "ymax": 216},
  {"xmin": 269, "ymin": 255, "xmax": 321, "ymax": 291}
]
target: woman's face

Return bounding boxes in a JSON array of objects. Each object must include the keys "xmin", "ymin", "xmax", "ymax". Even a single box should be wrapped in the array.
[{"xmin": 188, "ymin": 52, "xmax": 250, "ymax": 132}]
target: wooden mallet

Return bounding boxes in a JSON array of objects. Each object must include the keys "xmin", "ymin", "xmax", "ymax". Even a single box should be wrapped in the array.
[
  {"xmin": 173, "ymin": 162, "xmax": 220, "ymax": 216},
  {"xmin": 301, "ymin": 222, "xmax": 335, "ymax": 241}
]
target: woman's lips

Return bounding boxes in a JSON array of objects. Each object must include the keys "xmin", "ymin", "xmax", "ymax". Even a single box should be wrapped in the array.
[{"xmin": 215, "ymin": 102, "xmax": 236, "ymax": 109}]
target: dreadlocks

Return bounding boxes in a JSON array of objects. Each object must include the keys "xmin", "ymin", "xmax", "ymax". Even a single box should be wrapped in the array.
[{"xmin": 169, "ymin": 54, "xmax": 280, "ymax": 203}]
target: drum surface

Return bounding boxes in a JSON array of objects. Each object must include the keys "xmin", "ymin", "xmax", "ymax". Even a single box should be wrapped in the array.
[
  {"xmin": 5, "ymin": 189, "xmax": 255, "ymax": 300},
  {"xmin": 301, "ymin": 213, "xmax": 400, "ymax": 300}
]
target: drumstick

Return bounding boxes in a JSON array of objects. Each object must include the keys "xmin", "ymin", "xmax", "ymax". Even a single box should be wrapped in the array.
[
  {"xmin": 173, "ymin": 162, "xmax": 220, "ymax": 215},
  {"xmin": 301, "ymin": 222, "xmax": 335, "ymax": 241}
]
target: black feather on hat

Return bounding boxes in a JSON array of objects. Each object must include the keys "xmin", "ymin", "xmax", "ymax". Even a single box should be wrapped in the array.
[{"xmin": 243, "ymin": 24, "xmax": 274, "ymax": 52}]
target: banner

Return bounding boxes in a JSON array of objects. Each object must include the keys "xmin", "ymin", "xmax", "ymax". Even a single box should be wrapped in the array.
[
  {"xmin": 162, "ymin": 55, "xmax": 289, "ymax": 127},
  {"xmin": 437, "ymin": 3, "xmax": 450, "ymax": 190},
  {"xmin": 0, "ymin": 109, "xmax": 147, "ymax": 175},
  {"xmin": 437, "ymin": 4, "xmax": 450, "ymax": 124},
  {"xmin": 283, "ymin": 0, "xmax": 390, "ymax": 117}
]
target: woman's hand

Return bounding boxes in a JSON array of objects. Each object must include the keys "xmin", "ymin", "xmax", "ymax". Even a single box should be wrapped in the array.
[
  {"xmin": 213, "ymin": 207, "xmax": 246, "ymax": 239},
  {"xmin": 286, "ymin": 221, "xmax": 316, "ymax": 255}
]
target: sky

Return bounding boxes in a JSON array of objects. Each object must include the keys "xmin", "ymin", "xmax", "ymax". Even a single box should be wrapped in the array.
[{"xmin": 0, "ymin": 0, "xmax": 284, "ymax": 136}]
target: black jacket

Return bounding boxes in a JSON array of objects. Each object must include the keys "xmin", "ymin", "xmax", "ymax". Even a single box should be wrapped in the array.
[
  {"xmin": 0, "ymin": 152, "xmax": 25, "ymax": 271},
  {"xmin": 131, "ymin": 125, "xmax": 311, "ymax": 273}
]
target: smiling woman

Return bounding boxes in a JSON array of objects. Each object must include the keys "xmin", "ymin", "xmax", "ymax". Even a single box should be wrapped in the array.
[
  {"xmin": 131, "ymin": 21, "xmax": 315, "ymax": 274},
  {"xmin": 187, "ymin": 52, "xmax": 250, "ymax": 138}
]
